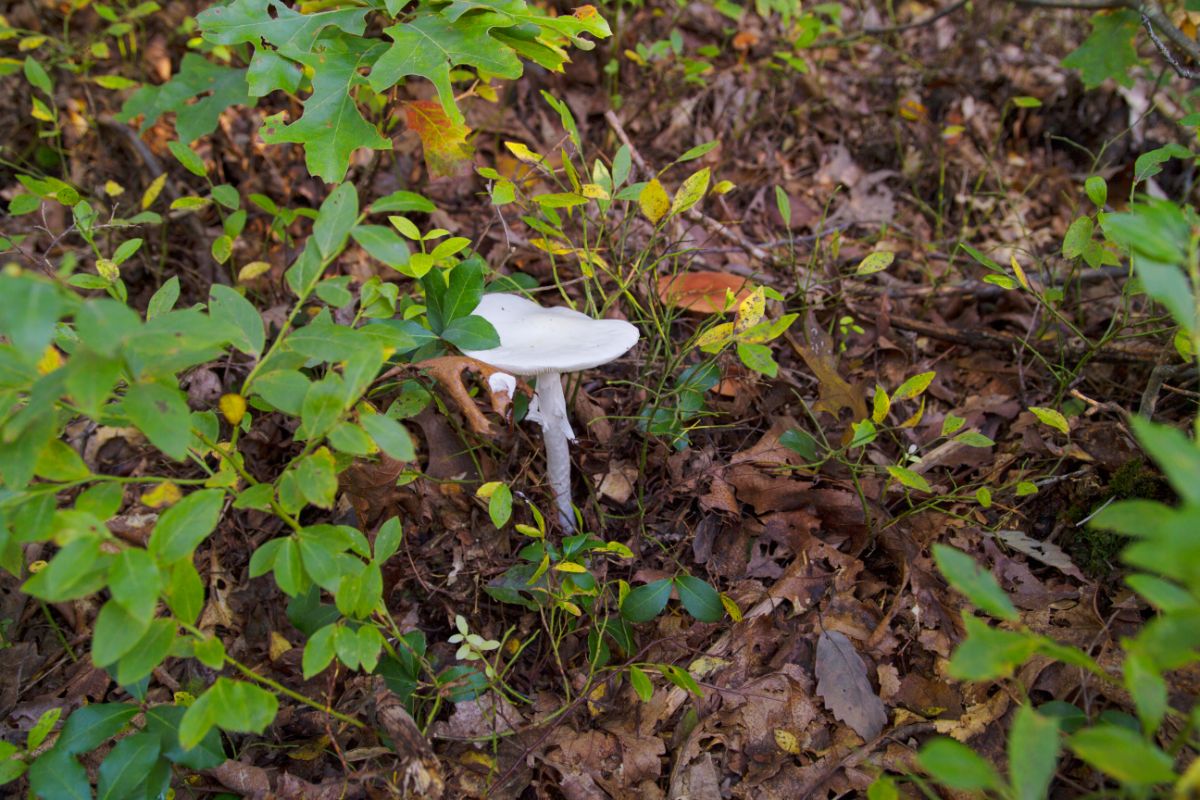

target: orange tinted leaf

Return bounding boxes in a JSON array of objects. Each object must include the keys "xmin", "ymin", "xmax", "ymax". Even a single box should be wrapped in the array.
[
  {"xmin": 657, "ymin": 271, "xmax": 752, "ymax": 314},
  {"xmin": 404, "ymin": 100, "xmax": 473, "ymax": 177}
]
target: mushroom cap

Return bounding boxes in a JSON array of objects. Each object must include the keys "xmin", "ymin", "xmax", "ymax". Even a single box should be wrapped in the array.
[{"xmin": 461, "ymin": 293, "xmax": 640, "ymax": 375}]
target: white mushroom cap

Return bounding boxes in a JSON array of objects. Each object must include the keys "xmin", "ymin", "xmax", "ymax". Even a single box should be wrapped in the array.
[{"xmin": 461, "ymin": 293, "xmax": 640, "ymax": 375}]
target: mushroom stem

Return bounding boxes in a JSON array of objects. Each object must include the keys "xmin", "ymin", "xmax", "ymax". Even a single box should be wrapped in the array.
[{"xmin": 533, "ymin": 372, "xmax": 576, "ymax": 530}]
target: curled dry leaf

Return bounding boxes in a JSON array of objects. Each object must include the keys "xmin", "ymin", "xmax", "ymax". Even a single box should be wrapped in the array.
[
  {"xmin": 656, "ymin": 271, "xmax": 752, "ymax": 314},
  {"xmin": 814, "ymin": 630, "xmax": 887, "ymax": 741},
  {"xmin": 419, "ymin": 356, "xmax": 531, "ymax": 435}
]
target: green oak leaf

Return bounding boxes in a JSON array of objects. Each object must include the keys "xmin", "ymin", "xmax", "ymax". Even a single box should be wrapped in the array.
[
  {"xmin": 260, "ymin": 36, "xmax": 391, "ymax": 183},
  {"xmin": 368, "ymin": 12, "xmax": 524, "ymax": 124},
  {"xmin": 116, "ymin": 53, "xmax": 250, "ymax": 143},
  {"xmin": 444, "ymin": 0, "xmax": 611, "ymax": 49},
  {"xmin": 198, "ymin": 0, "xmax": 369, "ymax": 53},
  {"xmin": 246, "ymin": 49, "xmax": 303, "ymax": 96},
  {"xmin": 1061, "ymin": 9, "xmax": 1141, "ymax": 89}
]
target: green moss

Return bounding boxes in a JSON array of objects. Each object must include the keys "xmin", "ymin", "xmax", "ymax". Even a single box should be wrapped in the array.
[{"xmin": 1063, "ymin": 459, "xmax": 1172, "ymax": 579}]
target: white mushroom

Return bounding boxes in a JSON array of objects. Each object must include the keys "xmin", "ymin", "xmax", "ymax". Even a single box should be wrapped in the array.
[{"xmin": 462, "ymin": 293, "xmax": 640, "ymax": 530}]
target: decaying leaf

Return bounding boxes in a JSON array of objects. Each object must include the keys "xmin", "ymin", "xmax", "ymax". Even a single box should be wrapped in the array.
[
  {"xmin": 994, "ymin": 529, "xmax": 1085, "ymax": 580},
  {"xmin": 657, "ymin": 271, "xmax": 753, "ymax": 314},
  {"xmin": 404, "ymin": 100, "xmax": 474, "ymax": 177},
  {"xmin": 418, "ymin": 356, "xmax": 529, "ymax": 435},
  {"xmin": 788, "ymin": 316, "xmax": 868, "ymax": 421},
  {"xmin": 814, "ymin": 630, "xmax": 887, "ymax": 741}
]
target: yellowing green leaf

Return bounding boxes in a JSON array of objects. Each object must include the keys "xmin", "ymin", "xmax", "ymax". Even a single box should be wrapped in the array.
[
  {"xmin": 855, "ymin": 251, "xmax": 895, "ymax": 275},
  {"xmin": 405, "ymin": 100, "xmax": 473, "ymax": 177},
  {"xmin": 1029, "ymin": 406, "xmax": 1070, "ymax": 435},
  {"xmin": 669, "ymin": 167, "xmax": 710, "ymax": 217},
  {"xmin": 893, "ymin": 371, "xmax": 936, "ymax": 401},
  {"xmin": 639, "ymin": 179, "xmax": 670, "ymax": 224}
]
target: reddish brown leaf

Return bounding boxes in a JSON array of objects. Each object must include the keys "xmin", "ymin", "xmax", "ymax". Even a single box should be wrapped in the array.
[
  {"xmin": 403, "ymin": 100, "xmax": 473, "ymax": 177},
  {"xmin": 656, "ymin": 272, "xmax": 752, "ymax": 314}
]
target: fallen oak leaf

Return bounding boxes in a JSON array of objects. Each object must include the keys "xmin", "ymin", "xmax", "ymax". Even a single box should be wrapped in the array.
[
  {"xmin": 814, "ymin": 630, "xmax": 887, "ymax": 741},
  {"xmin": 416, "ymin": 356, "xmax": 531, "ymax": 435}
]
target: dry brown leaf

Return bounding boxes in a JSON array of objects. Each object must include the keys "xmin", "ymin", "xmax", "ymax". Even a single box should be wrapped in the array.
[
  {"xmin": 994, "ymin": 529, "xmax": 1086, "ymax": 580},
  {"xmin": 788, "ymin": 319, "xmax": 868, "ymax": 421},
  {"xmin": 814, "ymin": 630, "xmax": 887, "ymax": 740},
  {"xmin": 657, "ymin": 272, "xmax": 752, "ymax": 314}
]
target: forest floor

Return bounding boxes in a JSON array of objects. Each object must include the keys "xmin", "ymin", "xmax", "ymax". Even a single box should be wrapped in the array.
[{"xmin": 2, "ymin": 1, "xmax": 1198, "ymax": 798}]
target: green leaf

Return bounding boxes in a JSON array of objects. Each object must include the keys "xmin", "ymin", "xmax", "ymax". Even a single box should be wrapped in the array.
[
  {"xmin": 0, "ymin": 741, "xmax": 25, "ymax": 784},
  {"xmin": 351, "ymin": 224, "xmax": 411, "ymax": 268},
  {"xmin": 28, "ymin": 749, "xmax": 90, "ymax": 800},
  {"xmin": 1062, "ymin": 216, "xmax": 1093, "ymax": 259},
  {"xmin": 115, "ymin": 618, "xmax": 176, "ymax": 684},
  {"xmin": 669, "ymin": 167, "xmax": 710, "ymax": 217},
  {"xmin": 934, "ymin": 545, "xmax": 1018, "ymax": 621},
  {"xmin": 1128, "ymin": 416, "xmax": 1200, "ymax": 505},
  {"xmin": 1008, "ymin": 704, "xmax": 1060, "ymax": 800},
  {"xmin": 371, "ymin": 190, "xmax": 436, "ymax": 214},
  {"xmin": 886, "ymin": 465, "xmax": 932, "ymax": 494},
  {"xmin": 423, "ymin": 258, "xmax": 484, "ymax": 332},
  {"xmin": 198, "ymin": 0, "xmax": 369, "ymax": 51},
  {"xmin": 736, "ymin": 342, "xmax": 777, "ymax": 377},
  {"xmin": 1029, "ymin": 406, "xmax": 1070, "ymax": 435},
  {"xmin": 147, "ymin": 276, "xmax": 180, "ymax": 319},
  {"xmin": 259, "ymin": 36, "xmax": 390, "ymax": 183},
  {"xmin": 855, "ymin": 251, "xmax": 895, "ymax": 275},
  {"xmin": 369, "ymin": 13, "xmax": 524, "ymax": 125},
  {"xmin": 168, "ymin": 140, "xmax": 208, "ymax": 177},
  {"xmin": 179, "ymin": 677, "xmax": 279, "ymax": 749},
  {"xmin": 1085, "ymin": 176, "xmax": 1107, "ymax": 208},
  {"xmin": 194, "ymin": 635, "xmax": 226, "ymax": 669},
  {"xmin": 303, "ymin": 623, "xmax": 338, "ymax": 678},
  {"xmin": 145, "ymin": 704, "xmax": 226, "ymax": 769},
  {"xmin": 313, "ymin": 182, "xmax": 359, "ymax": 259},
  {"xmin": 57, "ymin": 703, "xmax": 139, "ymax": 755},
  {"xmin": 116, "ymin": 53, "xmax": 250, "ymax": 143},
  {"xmin": 97, "ymin": 731, "xmax": 161, "ymax": 800},
  {"xmin": 360, "ymin": 412, "xmax": 415, "ymax": 461},
  {"xmin": 148, "ymin": 489, "xmax": 225, "ymax": 562},
  {"xmin": 123, "ymin": 381, "xmax": 193, "ymax": 460},
  {"xmin": 246, "ymin": 49, "xmax": 302, "ymax": 96},
  {"xmin": 209, "ymin": 284, "xmax": 265, "ymax": 356},
  {"xmin": 656, "ymin": 663, "xmax": 702, "ymax": 696},
  {"xmin": 674, "ymin": 575, "xmax": 723, "ymax": 622},
  {"xmin": 1061, "ymin": 9, "xmax": 1140, "ymax": 89},
  {"xmin": 253, "ymin": 369, "xmax": 310, "ymax": 415},
  {"xmin": 620, "ymin": 579, "xmax": 673, "ymax": 623},
  {"xmin": 91, "ymin": 600, "xmax": 151, "ymax": 666},
  {"xmin": 0, "ymin": 275, "xmax": 61, "ymax": 354},
  {"xmin": 24, "ymin": 57, "xmax": 53, "ymax": 94},
  {"xmin": 164, "ymin": 558, "xmax": 205, "ymax": 626},
  {"xmin": 917, "ymin": 738, "xmax": 1003, "ymax": 791},
  {"xmin": 1068, "ymin": 724, "xmax": 1176, "ymax": 785},
  {"xmin": 893, "ymin": 371, "xmax": 935, "ymax": 400},
  {"xmin": 23, "ymin": 538, "xmax": 109, "ymax": 602},
  {"xmin": 375, "ymin": 517, "xmax": 403, "ymax": 563},
  {"xmin": 34, "ymin": 440, "xmax": 90, "ymax": 482},
  {"xmin": 300, "ymin": 374, "xmax": 345, "ymax": 440},
  {"xmin": 487, "ymin": 484, "xmax": 513, "ymax": 529},
  {"xmin": 441, "ymin": 314, "xmax": 500, "ymax": 351},
  {"xmin": 295, "ymin": 449, "xmax": 338, "ymax": 509},
  {"xmin": 26, "ymin": 708, "xmax": 61, "ymax": 752},
  {"xmin": 628, "ymin": 664, "xmax": 653, "ymax": 702},
  {"xmin": 76, "ymin": 298, "xmax": 142, "ymax": 357},
  {"xmin": 949, "ymin": 613, "xmax": 1038, "ymax": 680}
]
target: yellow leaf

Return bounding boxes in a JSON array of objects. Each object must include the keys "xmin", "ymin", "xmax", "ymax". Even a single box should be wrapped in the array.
[
  {"xmin": 669, "ymin": 167, "xmax": 711, "ymax": 218},
  {"xmin": 580, "ymin": 183, "xmax": 610, "ymax": 199},
  {"xmin": 898, "ymin": 396, "xmax": 925, "ymax": 429},
  {"xmin": 476, "ymin": 481, "xmax": 503, "ymax": 499},
  {"xmin": 695, "ymin": 321, "xmax": 735, "ymax": 352},
  {"xmin": 141, "ymin": 481, "xmax": 183, "ymax": 508},
  {"xmin": 142, "ymin": 174, "xmax": 167, "ymax": 209},
  {"xmin": 237, "ymin": 261, "xmax": 272, "ymax": 282},
  {"xmin": 734, "ymin": 287, "xmax": 766, "ymax": 332},
  {"xmin": 287, "ymin": 736, "xmax": 330, "ymax": 761},
  {"xmin": 28, "ymin": 560, "xmax": 48, "ymax": 574},
  {"xmin": 31, "ymin": 97, "xmax": 54, "ymax": 122},
  {"xmin": 504, "ymin": 141, "xmax": 544, "ymax": 165},
  {"xmin": 774, "ymin": 728, "xmax": 802, "ymax": 755},
  {"xmin": 872, "ymin": 385, "xmax": 890, "ymax": 424},
  {"xmin": 713, "ymin": 179, "xmax": 735, "ymax": 195},
  {"xmin": 639, "ymin": 179, "xmax": 670, "ymax": 224},
  {"xmin": 36, "ymin": 346, "xmax": 64, "ymax": 375},
  {"xmin": 587, "ymin": 682, "xmax": 606, "ymax": 716},
  {"xmin": 95, "ymin": 258, "xmax": 118, "ymax": 281},
  {"xmin": 104, "ymin": 180, "xmax": 125, "ymax": 197},
  {"xmin": 1010, "ymin": 255, "xmax": 1030, "ymax": 291},
  {"xmin": 720, "ymin": 593, "xmax": 742, "ymax": 622},
  {"xmin": 269, "ymin": 631, "xmax": 293, "ymax": 661},
  {"xmin": 554, "ymin": 561, "xmax": 588, "ymax": 573},
  {"xmin": 19, "ymin": 36, "xmax": 46, "ymax": 51},
  {"xmin": 219, "ymin": 393, "xmax": 247, "ymax": 425}
]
